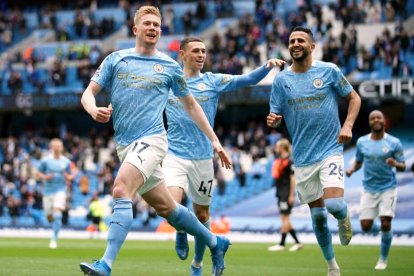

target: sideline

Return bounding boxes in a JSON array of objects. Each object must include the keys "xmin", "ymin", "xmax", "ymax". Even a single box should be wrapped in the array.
[{"xmin": 0, "ymin": 229, "xmax": 413, "ymax": 246}]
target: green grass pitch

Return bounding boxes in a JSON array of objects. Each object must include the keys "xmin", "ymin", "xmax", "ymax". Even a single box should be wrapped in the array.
[{"xmin": 0, "ymin": 238, "xmax": 413, "ymax": 275}]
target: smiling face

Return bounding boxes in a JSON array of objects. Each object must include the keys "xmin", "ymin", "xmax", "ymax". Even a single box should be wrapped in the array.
[
  {"xmin": 369, "ymin": 110, "xmax": 385, "ymax": 133},
  {"xmin": 288, "ymin": 31, "xmax": 315, "ymax": 62},
  {"xmin": 180, "ymin": 41, "xmax": 206, "ymax": 71},
  {"xmin": 133, "ymin": 13, "xmax": 161, "ymax": 47}
]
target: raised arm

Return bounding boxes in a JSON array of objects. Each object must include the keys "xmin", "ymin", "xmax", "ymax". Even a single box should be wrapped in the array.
[
  {"xmin": 338, "ymin": 90, "xmax": 361, "ymax": 144},
  {"xmin": 235, "ymin": 58, "xmax": 286, "ymax": 87},
  {"xmin": 179, "ymin": 94, "xmax": 231, "ymax": 169},
  {"xmin": 81, "ymin": 81, "xmax": 113, "ymax": 123}
]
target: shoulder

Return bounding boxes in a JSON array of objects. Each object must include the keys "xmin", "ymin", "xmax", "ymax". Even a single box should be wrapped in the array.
[
  {"xmin": 41, "ymin": 157, "xmax": 52, "ymax": 165},
  {"xmin": 384, "ymin": 133, "xmax": 402, "ymax": 144},
  {"xmin": 63, "ymin": 156, "xmax": 71, "ymax": 162},
  {"xmin": 357, "ymin": 134, "xmax": 370, "ymax": 144},
  {"xmin": 273, "ymin": 68, "xmax": 289, "ymax": 83},
  {"xmin": 155, "ymin": 51, "xmax": 180, "ymax": 66},
  {"xmin": 103, "ymin": 48, "xmax": 133, "ymax": 65},
  {"xmin": 206, "ymin": 72, "xmax": 233, "ymax": 85},
  {"xmin": 313, "ymin": 60, "xmax": 340, "ymax": 72}
]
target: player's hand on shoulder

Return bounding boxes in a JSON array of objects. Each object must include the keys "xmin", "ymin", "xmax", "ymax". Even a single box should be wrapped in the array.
[
  {"xmin": 212, "ymin": 141, "xmax": 232, "ymax": 169},
  {"xmin": 265, "ymin": 58, "xmax": 286, "ymax": 69},
  {"xmin": 267, "ymin": 113, "xmax": 282, "ymax": 128},
  {"xmin": 90, "ymin": 104, "xmax": 113, "ymax": 123}
]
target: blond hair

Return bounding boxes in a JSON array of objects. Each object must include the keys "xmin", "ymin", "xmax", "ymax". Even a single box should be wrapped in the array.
[
  {"xmin": 134, "ymin": 6, "xmax": 161, "ymax": 25},
  {"xmin": 276, "ymin": 138, "xmax": 291, "ymax": 155},
  {"xmin": 50, "ymin": 138, "xmax": 63, "ymax": 147}
]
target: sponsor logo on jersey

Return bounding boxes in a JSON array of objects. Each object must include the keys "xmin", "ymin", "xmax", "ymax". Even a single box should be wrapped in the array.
[{"xmin": 221, "ymin": 74, "xmax": 233, "ymax": 84}]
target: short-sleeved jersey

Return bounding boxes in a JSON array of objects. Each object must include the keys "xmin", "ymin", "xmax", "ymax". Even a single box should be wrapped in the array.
[
  {"xmin": 166, "ymin": 72, "xmax": 239, "ymax": 159},
  {"xmin": 270, "ymin": 60, "xmax": 353, "ymax": 167},
  {"xmin": 39, "ymin": 156, "xmax": 71, "ymax": 195},
  {"xmin": 92, "ymin": 48, "xmax": 190, "ymax": 146},
  {"xmin": 355, "ymin": 133, "xmax": 405, "ymax": 193}
]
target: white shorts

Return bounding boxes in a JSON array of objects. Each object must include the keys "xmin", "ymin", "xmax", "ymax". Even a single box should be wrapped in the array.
[
  {"xmin": 359, "ymin": 188, "xmax": 397, "ymax": 220},
  {"xmin": 43, "ymin": 191, "xmax": 66, "ymax": 216},
  {"xmin": 116, "ymin": 134, "xmax": 168, "ymax": 196},
  {"xmin": 295, "ymin": 154, "xmax": 344, "ymax": 204},
  {"xmin": 163, "ymin": 154, "xmax": 214, "ymax": 206}
]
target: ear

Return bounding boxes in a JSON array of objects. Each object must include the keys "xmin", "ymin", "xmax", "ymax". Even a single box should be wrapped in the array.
[
  {"xmin": 179, "ymin": 49, "xmax": 185, "ymax": 60},
  {"xmin": 132, "ymin": 25, "xmax": 137, "ymax": 35}
]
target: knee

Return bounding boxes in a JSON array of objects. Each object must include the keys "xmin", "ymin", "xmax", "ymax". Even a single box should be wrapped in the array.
[
  {"xmin": 154, "ymin": 205, "xmax": 173, "ymax": 219},
  {"xmin": 311, "ymin": 208, "xmax": 327, "ymax": 226},
  {"xmin": 113, "ymin": 178, "xmax": 128, "ymax": 198},
  {"xmin": 324, "ymin": 198, "xmax": 344, "ymax": 214},
  {"xmin": 194, "ymin": 209, "xmax": 210, "ymax": 223},
  {"xmin": 381, "ymin": 221, "xmax": 392, "ymax": 232},
  {"xmin": 360, "ymin": 222, "xmax": 372, "ymax": 232}
]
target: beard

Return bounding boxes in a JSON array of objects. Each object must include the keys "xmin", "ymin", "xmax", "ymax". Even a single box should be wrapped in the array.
[
  {"xmin": 371, "ymin": 123, "xmax": 384, "ymax": 133},
  {"xmin": 290, "ymin": 48, "xmax": 309, "ymax": 62}
]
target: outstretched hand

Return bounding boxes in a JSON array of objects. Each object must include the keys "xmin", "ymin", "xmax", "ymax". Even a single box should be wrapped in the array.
[
  {"xmin": 212, "ymin": 141, "xmax": 232, "ymax": 169},
  {"xmin": 265, "ymin": 58, "xmax": 286, "ymax": 69}
]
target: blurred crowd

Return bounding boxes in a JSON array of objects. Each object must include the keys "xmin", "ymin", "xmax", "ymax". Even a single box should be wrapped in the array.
[
  {"xmin": 0, "ymin": 118, "xmax": 285, "ymax": 223},
  {"xmin": 2, "ymin": 0, "xmax": 414, "ymax": 95},
  {"xmin": 205, "ymin": 0, "xmax": 414, "ymax": 76}
]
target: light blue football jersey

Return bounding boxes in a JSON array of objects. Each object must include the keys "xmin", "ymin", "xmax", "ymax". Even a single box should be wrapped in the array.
[
  {"xmin": 167, "ymin": 72, "xmax": 252, "ymax": 159},
  {"xmin": 92, "ymin": 48, "xmax": 190, "ymax": 146},
  {"xmin": 355, "ymin": 133, "xmax": 405, "ymax": 192},
  {"xmin": 39, "ymin": 156, "xmax": 71, "ymax": 195},
  {"xmin": 270, "ymin": 60, "xmax": 353, "ymax": 167}
]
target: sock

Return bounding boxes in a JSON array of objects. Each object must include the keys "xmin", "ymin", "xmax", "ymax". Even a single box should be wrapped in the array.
[
  {"xmin": 167, "ymin": 204, "xmax": 216, "ymax": 249},
  {"xmin": 280, "ymin": 233, "xmax": 287, "ymax": 246},
  {"xmin": 102, "ymin": 198, "xmax": 133, "ymax": 268},
  {"xmin": 194, "ymin": 220, "xmax": 210, "ymax": 263},
  {"xmin": 52, "ymin": 212, "xmax": 62, "ymax": 241},
  {"xmin": 311, "ymin": 207, "xmax": 334, "ymax": 261},
  {"xmin": 328, "ymin": 258, "xmax": 340, "ymax": 270},
  {"xmin": 325, "ymin": 198, "xmax": 347, "ymax": 220},
  {"xmin": 380, "ymin": 230, "xmax": 393, "ymax": 261},
  {"xmin": 192, "ymin": 259, "xmax": 203, "ymax": 268},
  {"xmin": 289, "ymin": 229, "xmax": 300, "ymax": 244}
]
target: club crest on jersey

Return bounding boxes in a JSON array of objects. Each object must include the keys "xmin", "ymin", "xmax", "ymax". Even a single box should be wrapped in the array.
[
  {"xmin": 313, "ymin": 78, "xmax": 323, "ymax": 88},
  {"xmin": 153, "ymin": 64, "xmax": 164, "ymax": 73},
  {"xmin": 382, "ymin": 147, "xmax": 389, "ymax": 153},
  {"xmin": 197, "ymin": 83, "xmax": 207, "ymax": 90}
]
